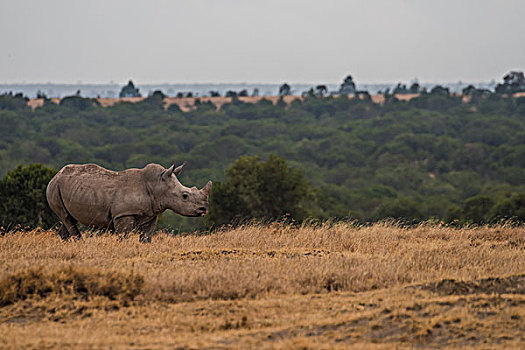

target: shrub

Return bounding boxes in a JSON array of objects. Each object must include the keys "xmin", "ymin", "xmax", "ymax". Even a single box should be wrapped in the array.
[
  {"xmin": 206, "ymin": 155, "xmax": 314, "ymax": 228},
  {"xmin": 0, "ymin": 164, "xmax": 57, "ymax": 230}
]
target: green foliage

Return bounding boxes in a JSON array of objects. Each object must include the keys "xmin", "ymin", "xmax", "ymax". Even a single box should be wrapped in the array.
[
  {"xmin": 206, "ymin": 155, "xmax": 314, "ymax": 228},
  {"xmin": 489, "ymin": 193, "xmax": 525, "ymax": 221},
  {"xmin": 372, "ymin": 196, "xmax": 424, "ymax": 222},
  {"xmin": 461, "ymin": 195, "xmax": 495, "ymax": 224},
  {"xmin": 141, "ymin": 90, "xmax": 166, "ymax": 109},
  {"xmin": 0, "ymin": 164, "xmax": 57, "ymax": 230},
  {"xmin": 495, "ymin": 71, "xmax": 525, "ymax": 94},
  {"xmin": 59, "ymin": 95, "xmax": 100, "ymax": 110},
  {"xmin": 1, "ymin": 90, "xmax": 525, "ymax": 230},
  {"xmin": 0, "ymin": 93, "xmax": 29, "ymax": 111}
]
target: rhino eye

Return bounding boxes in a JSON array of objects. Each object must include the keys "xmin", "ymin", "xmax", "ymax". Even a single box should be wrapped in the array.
[{"xmin": 182, "ymin": 193, "xmax": 189, "ymax": 200}]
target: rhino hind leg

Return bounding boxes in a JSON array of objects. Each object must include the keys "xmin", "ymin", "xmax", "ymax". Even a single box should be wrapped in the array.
[
  {"xmin": 53, "ymin": 211, "xmax": 81, "ymax": 240},
  {"xmin": 57, "ymin": 224, "xmax": 70, "ymax": 240},
  {"xmin": 47, "ymin": 183, "xmax": 81, "ymax": 240},
  {"xmin": 56, "ymin": 222, "xmax": 81, "ymax": 241},
  {"xmin": 62, "ymin": 217, "xmax": 81, "ymax": 240}
]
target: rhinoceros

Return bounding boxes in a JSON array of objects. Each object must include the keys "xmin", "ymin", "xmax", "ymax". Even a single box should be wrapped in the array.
[{"xmin": 46, "ymin": 162, "xmax": 211, "ymax": 242}]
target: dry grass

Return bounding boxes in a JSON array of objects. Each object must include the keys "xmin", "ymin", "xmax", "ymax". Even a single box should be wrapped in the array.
[
  {"xmin": 28, "ymin": 95, "xmax": 303, "ymax": 111},
  {"xmin": 0, "ymin": 266, "xmax": 143, "ymax": 306},
  {"xmin": 30, "ymin": 94, "xmax": 420, "ymax": 111},
  {"xmin": 0, "ymin": 223, "xmax": 524, "ymax": 349},
  {"xmin": 26, "ymin": 92, "xmax": 525, "ymax": 110}
]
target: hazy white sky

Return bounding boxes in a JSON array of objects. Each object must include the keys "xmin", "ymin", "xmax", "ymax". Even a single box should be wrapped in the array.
[{"xmin": 1, "ymin": 0, "xmax": 524, "ymax": 84}]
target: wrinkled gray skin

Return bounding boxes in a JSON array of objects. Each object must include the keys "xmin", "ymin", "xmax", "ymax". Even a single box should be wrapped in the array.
[{"xmin": 46, "ymin": 162, "xmax": 212, "ymax": 242}]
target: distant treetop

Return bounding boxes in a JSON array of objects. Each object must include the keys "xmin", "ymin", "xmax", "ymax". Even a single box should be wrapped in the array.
[
  {"xmin": 279, "ymin": 83, "xmax": 291, "ymax": 96},
  {"xmin": 315, "ymin": 85, "xmax": 328, "ymax": 97},
  {"xmin": 430, "ymin": 85, "xmax": 450, "ymax": 96},
  {"xmin": 339, "ymin": 75, "xmax": 356, "ymax": 95},
  {"xmin": 409, "ymin": 82, "xmax": 420, "ymax": 94},
  {"xmin": 119, "ymin": 80, "xmax": 141, "ymax": 98},
  {"xmin": 149, "ymin": 90, "xmax": 166, "ymax": 99},
  {"xmin": 495, "ymin": 71, "xmax": 525, "ymax": 94},
  {"xmin": 393, "ymin": 83, "xmax": 409, "ymax": 95}
]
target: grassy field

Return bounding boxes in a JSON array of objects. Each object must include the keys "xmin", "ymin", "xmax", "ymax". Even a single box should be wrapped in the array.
[{"xmin": 0, "ymin": 223, "xmax": 524, "ymax": 349}]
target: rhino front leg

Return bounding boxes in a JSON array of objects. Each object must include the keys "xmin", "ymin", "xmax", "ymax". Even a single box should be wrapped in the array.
[
  {"xmin": 113, "ymin": 216, "xmax": 136, "ymax": 238},
  {"xmin": 138, "ymin": 216, "xmax": 158, "ymax": 243}
]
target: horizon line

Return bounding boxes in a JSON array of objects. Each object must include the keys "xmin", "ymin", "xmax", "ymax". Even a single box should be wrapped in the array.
[{"xmin": 0, "ymin": 79, "xmax": 499, "ymax": 86}]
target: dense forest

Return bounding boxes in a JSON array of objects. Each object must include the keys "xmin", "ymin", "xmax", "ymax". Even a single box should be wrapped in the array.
[{"xmin": 1, "ymin": 81, "xmax": 525, "ymax": 230}]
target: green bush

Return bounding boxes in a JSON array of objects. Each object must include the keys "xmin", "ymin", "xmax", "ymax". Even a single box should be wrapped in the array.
[
  {"xmin": 462, "ymin": 195, "xmax": 495, "ymax": 224},
  {"xmin": 490, "ymin": 194, "xmax": 525, "ymax": 221},
  {"xmin": 372, "ymin": 196, "xmax": 424, "ymax": 222},
  {"xmin": 206, "ymin": 155, "xmax": 314, "ymax": 228},
  {"xmin": 0, "ymin": 164, "xmax": 57, "ymax": 230}
]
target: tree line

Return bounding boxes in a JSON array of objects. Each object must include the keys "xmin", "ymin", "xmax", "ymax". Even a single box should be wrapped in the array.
[
  {"xmin": 54, "ymin": 71, "xmax": 525, "ymax": 100},
  {"xmin": 1, "ymin": 72, "xmax": 525, "ymax": 231}
]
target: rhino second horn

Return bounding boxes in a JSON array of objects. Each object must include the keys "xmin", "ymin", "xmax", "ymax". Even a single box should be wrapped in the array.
[
  {"xmin": 174, "ymin": 162, "xmax": 186, "ymax": 176},
  {"xmin": 202, "ymin": 181, "xmax": 212, "ymax": 195}
]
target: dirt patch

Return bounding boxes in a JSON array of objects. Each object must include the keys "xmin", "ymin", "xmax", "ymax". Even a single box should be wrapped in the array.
[
  {"xmin": 176, "ymin": 249, "xmax": 333, "ymax": 261},
  {"xmin": 419, "ymin": 275, "xmax": 525, "ymax": 296}
]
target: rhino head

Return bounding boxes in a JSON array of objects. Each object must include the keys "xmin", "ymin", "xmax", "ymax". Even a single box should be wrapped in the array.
[{"xmin": 159, "ymin": 162, "xmax": 212, "ymax": 217}]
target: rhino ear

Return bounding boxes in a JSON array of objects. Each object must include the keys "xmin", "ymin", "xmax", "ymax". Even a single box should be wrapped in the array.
[
  {"xmin": 173, "ymin": 162, "xmax": 186, "ymax": 176},
  {"xmin": 202, "ymin": 180, "xmax": 212, "ymax": 196},
  {"xmin": 162, "ymin": 163, "xmax": 176, "ymax": 180}
]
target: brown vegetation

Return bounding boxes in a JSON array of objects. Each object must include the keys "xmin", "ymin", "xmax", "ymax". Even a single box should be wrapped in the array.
[
  {"xmin": 28, "ymin": 94, "xmax": 401, "ymax": 111},
  {"xmin": 1, "ymin": 223, "xmax": 524, "ymax": 348},
  {"xmin": 24, "ymin": 91, "xmax": 525, "ymax": 110},
  {"xmin": 27, "ymin": 95, "xmax": 304, "ymax": 111}
]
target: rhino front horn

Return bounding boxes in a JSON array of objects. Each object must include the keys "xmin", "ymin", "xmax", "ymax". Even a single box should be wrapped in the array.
[{"xmin": 202, "ymin": 181, "xmax": 212, "ymax": 195}]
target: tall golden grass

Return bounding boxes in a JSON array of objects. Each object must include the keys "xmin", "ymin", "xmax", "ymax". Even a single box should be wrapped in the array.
[{"xmin": 1, "ymin": 223, "xmax": 524, "ymax": 348}]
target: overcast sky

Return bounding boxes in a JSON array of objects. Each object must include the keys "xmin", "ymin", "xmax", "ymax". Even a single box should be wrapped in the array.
[{"xmin": 1, "ymin": 0, "xmax": 524, "ymax": 85}]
